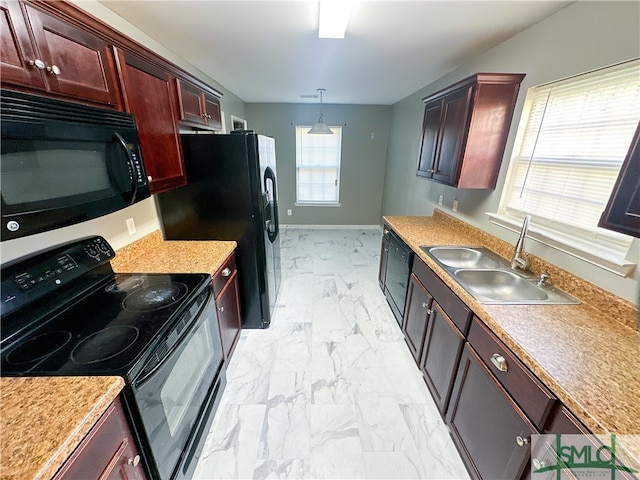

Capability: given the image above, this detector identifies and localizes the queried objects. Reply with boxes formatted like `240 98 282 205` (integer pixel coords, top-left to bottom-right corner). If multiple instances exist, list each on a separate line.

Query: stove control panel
1 236 115 318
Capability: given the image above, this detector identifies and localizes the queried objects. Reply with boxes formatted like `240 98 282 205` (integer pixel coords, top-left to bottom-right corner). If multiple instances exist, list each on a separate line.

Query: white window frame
295 125 342 206
490 59 640 277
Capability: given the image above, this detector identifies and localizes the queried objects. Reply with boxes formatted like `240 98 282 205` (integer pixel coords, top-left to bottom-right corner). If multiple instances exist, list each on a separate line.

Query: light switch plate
452 199 459 212
126 218 136 235
438 194 444 206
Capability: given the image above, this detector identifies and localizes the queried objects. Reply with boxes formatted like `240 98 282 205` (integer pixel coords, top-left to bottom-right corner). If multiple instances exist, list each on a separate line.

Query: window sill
486 213 636 277
294 202 341 207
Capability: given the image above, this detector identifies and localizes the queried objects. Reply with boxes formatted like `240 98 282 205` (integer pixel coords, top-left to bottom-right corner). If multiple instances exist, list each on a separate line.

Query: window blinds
295 126 342 204
503 59 640 236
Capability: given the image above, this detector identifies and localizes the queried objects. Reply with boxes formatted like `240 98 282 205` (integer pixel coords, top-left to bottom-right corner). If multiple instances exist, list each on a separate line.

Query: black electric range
1 236 226 480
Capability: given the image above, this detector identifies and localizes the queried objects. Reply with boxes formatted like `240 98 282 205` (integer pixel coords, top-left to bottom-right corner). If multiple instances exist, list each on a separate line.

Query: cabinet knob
28 59 46 69
422 302 428 308
515 435 529 447
218 306 224 313
490 353 508 372
221 267 232 277
383 229 389 235
46 64 61 75
128 455 140 467
147 175 153 182
532 458 547 469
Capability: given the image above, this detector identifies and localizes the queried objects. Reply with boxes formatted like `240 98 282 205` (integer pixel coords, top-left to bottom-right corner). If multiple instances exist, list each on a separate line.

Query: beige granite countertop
384 210 639 445
0 376 125 480
110 230 237 275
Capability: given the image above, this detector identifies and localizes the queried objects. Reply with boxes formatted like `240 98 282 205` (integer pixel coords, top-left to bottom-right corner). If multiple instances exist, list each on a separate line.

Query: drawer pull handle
491 353 508 372
221 267 232 277
128 455 140 467
516 435 529 447
532 458 547 469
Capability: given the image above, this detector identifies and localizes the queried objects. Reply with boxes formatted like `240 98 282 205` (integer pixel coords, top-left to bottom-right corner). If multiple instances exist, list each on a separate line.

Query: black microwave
0 90 150 241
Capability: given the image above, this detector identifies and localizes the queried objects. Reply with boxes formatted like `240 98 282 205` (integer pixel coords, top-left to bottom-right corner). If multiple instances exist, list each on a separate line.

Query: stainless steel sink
420 246 579 305
454 269 548 302
427 247 500 269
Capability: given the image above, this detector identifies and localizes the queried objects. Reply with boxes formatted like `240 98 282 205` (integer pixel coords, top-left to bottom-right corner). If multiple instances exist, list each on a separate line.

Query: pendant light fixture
308 88 333 135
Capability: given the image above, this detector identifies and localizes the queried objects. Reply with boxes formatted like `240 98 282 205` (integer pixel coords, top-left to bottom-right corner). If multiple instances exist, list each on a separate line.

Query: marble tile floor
193 228 470 480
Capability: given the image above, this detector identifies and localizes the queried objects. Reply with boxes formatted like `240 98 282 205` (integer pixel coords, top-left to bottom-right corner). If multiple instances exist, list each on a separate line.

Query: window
493 59 640 275
295 126 342 205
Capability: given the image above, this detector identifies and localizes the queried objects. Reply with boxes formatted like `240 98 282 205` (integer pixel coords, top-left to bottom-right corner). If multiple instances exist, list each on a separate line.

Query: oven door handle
114 132 139 205
134 289 215 388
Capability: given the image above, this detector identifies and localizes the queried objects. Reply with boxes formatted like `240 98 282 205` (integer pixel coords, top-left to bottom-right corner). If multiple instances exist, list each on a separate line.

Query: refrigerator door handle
264 167 279 242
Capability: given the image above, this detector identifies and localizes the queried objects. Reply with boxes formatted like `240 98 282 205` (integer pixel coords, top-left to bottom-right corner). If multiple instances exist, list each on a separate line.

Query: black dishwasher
383 230 414 326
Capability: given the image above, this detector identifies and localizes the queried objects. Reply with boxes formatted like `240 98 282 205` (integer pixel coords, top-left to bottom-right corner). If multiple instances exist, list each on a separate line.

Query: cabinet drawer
212 253 237 298
468 317 555 428
412 257 472 334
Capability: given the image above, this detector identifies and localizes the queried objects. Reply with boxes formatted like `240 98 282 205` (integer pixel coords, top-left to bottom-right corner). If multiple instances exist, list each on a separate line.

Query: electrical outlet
287 209 292 216
126 218 136 235
370 132 375 139
452 199 459 212
438 194 444 206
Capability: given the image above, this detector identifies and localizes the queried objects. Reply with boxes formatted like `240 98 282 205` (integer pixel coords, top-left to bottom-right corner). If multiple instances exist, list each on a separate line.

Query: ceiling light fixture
318 0 354 39
308 88 333 135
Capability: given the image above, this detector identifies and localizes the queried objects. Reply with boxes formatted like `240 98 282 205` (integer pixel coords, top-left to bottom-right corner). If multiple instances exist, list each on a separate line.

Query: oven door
131 289 225 480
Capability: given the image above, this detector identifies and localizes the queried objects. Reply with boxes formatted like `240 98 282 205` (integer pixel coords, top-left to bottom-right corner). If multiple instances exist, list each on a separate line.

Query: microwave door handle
114 132 139 204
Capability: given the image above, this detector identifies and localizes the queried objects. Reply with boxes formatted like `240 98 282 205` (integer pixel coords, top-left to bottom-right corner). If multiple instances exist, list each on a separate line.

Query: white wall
381 1 640 304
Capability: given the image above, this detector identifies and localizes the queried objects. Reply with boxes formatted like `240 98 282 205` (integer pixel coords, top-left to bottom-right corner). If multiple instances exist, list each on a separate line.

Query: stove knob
128 455 140 467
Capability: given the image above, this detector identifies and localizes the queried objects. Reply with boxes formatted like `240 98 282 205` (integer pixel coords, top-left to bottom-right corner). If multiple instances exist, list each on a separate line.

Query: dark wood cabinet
213 252 242 361
417 73 525 189
177 78 222 130
420 301 465 414
1 0 121 107
406 256 471 415
115 48 186 194
53 397 146 480
599 122 640 237
402 273 432 362
447 344 537 480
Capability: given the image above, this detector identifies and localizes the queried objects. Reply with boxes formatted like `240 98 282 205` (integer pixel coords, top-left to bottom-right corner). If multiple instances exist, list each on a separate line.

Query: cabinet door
0 0 46 89
177 78 205 125
599 122 640 237
417 98 442 178
216 271 242 361
402 273 432 363
447 344 536 480
24 4 120 106
203 92 222 130
420 301 465 414
54 397 146 480
432 86 473 185
116 48 186 193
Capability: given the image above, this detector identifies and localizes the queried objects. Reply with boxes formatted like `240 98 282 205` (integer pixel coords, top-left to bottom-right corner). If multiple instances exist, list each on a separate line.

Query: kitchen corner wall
381 1 640 305
246 103 392 226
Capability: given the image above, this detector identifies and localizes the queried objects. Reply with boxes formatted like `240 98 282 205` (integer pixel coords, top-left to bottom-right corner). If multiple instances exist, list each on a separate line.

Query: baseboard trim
280 224 382 231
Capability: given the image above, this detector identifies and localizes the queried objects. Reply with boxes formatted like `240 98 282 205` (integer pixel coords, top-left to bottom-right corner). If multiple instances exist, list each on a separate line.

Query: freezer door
258 135 281 314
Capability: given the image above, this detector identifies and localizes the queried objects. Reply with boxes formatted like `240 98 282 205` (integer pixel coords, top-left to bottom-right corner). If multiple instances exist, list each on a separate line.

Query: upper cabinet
598 122 640 238
115 48 186 194
417 73 525 189
176 79 222 131
0 0 121 107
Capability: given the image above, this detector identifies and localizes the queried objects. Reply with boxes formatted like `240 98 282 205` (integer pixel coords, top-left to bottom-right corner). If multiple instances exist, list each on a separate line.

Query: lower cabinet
54 396 146 480
446 344 537 480
212 252 242 361
402 273 432 362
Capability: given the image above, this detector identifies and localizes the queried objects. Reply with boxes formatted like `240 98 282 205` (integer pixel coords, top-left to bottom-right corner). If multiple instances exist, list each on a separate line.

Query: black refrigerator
155 131 281 329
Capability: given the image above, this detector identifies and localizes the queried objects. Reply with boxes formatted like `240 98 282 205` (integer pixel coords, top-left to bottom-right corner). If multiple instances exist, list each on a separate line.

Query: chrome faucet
511 215 531 271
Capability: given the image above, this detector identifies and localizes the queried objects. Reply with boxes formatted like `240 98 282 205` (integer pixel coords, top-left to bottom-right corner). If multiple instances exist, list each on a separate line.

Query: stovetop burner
71 325 139 365
105 275 146 294
6 331 72 365
123 282 188 312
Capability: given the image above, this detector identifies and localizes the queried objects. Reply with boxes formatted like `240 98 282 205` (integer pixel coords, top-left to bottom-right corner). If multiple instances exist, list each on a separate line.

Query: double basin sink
421 246 579 305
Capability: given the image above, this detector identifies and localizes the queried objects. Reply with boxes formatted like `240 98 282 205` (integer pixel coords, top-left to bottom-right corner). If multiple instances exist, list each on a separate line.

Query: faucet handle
537 273 549 286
